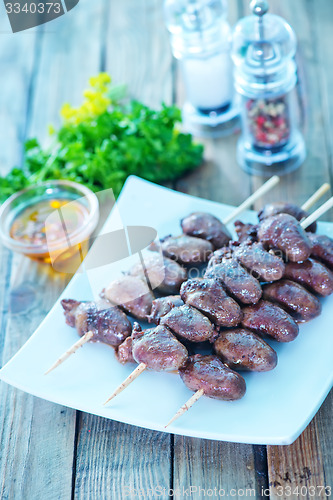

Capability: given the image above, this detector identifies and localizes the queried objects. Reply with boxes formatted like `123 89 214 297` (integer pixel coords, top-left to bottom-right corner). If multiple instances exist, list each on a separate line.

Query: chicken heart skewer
165 354 246 428
102 187 333 406
164 195 333 427
104 276 278 406
45 299 132 374
206 184 332 285
45 272 156 374
255 196 333 265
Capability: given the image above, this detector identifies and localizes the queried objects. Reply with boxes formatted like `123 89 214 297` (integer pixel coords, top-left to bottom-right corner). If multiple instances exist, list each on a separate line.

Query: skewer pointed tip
44 330 94 375
44 364 57 376
165 388 205 428
103 362 147 406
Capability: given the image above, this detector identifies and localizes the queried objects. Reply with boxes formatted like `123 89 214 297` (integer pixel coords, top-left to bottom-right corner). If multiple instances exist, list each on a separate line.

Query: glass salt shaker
164 0 239 137
232 0 306 175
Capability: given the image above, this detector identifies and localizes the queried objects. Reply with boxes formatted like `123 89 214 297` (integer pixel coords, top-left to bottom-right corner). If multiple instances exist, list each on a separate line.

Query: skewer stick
301 183 330 211
301 196 333 230
165 388 205 428
223 175 280 225
103 362 147 405
44 330 94 375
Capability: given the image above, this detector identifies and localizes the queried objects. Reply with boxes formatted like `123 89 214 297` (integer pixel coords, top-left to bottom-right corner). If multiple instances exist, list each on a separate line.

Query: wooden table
0 1 332 498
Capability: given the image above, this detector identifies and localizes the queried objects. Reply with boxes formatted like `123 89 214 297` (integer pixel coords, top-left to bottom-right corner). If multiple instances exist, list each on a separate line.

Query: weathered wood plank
267 419 330 500
0 9 77 500
0 8 39 174
74 417 171 500
311 0 333 491
0 1 110 498
311 0 333 190
0 247 12 356
0 255 75 500
28 0 108 143
174 437 264 499
314 390 333 493
105 0 173 108
74 2 173 499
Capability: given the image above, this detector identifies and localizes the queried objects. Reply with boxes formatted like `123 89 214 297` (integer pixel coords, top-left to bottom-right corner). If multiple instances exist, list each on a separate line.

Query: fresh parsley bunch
0 74 204 202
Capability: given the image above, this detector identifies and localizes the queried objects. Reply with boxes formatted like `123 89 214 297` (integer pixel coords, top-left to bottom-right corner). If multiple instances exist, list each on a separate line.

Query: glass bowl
0 180 99 266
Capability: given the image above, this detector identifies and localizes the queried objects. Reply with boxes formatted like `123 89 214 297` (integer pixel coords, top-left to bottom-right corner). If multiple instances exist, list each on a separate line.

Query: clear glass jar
164 0 239 137
232 1 306 175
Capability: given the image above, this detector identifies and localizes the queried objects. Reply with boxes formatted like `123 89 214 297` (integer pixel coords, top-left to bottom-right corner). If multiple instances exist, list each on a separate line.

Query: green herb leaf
0 75 204 203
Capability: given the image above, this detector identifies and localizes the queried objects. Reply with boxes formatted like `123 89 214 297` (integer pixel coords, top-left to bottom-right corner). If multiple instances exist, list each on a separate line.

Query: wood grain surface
0 0 332 499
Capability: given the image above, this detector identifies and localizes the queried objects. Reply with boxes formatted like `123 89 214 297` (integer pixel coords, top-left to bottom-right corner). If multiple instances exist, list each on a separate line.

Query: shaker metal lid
232 2 296 76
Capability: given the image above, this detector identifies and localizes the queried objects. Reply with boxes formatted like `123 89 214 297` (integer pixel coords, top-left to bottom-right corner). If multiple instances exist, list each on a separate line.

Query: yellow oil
10 198 90 270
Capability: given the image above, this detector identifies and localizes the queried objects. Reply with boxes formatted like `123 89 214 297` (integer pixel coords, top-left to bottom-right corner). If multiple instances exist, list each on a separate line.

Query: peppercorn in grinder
232 0 306 175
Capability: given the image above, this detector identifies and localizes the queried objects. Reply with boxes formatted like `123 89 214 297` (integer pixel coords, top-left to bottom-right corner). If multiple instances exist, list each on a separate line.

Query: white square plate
1 176 332 445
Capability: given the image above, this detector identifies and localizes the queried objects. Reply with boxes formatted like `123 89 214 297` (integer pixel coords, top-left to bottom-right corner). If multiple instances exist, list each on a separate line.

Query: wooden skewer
222 175 280 225
103 362 147 405
44 330 94 375
301 183 330 211
301 196 333 230
164 388 204 428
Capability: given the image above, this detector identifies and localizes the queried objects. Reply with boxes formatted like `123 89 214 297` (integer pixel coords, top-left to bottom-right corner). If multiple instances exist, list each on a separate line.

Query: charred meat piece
160 304 216 343
159 235 213 264
262 279 321 322
179 354 246 401
234 221 258 244
284 258 333 296
180 278 242 327
309 233 333 270
116 337 135 364
147 295 184 325
208 247 233 267
131 323 188 371
257 214 312 263
258 202 317 232
128 251 187 294
214 328 277 372
181 212 232 249
61 299 81 328
205 259 262 304
231 241 285 282
241 300 299 342
61 299 132 347
104 275 154 321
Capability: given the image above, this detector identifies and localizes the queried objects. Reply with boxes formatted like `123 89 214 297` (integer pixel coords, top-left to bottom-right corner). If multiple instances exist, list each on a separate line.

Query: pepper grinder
164 0 239 137
232 0 306 175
